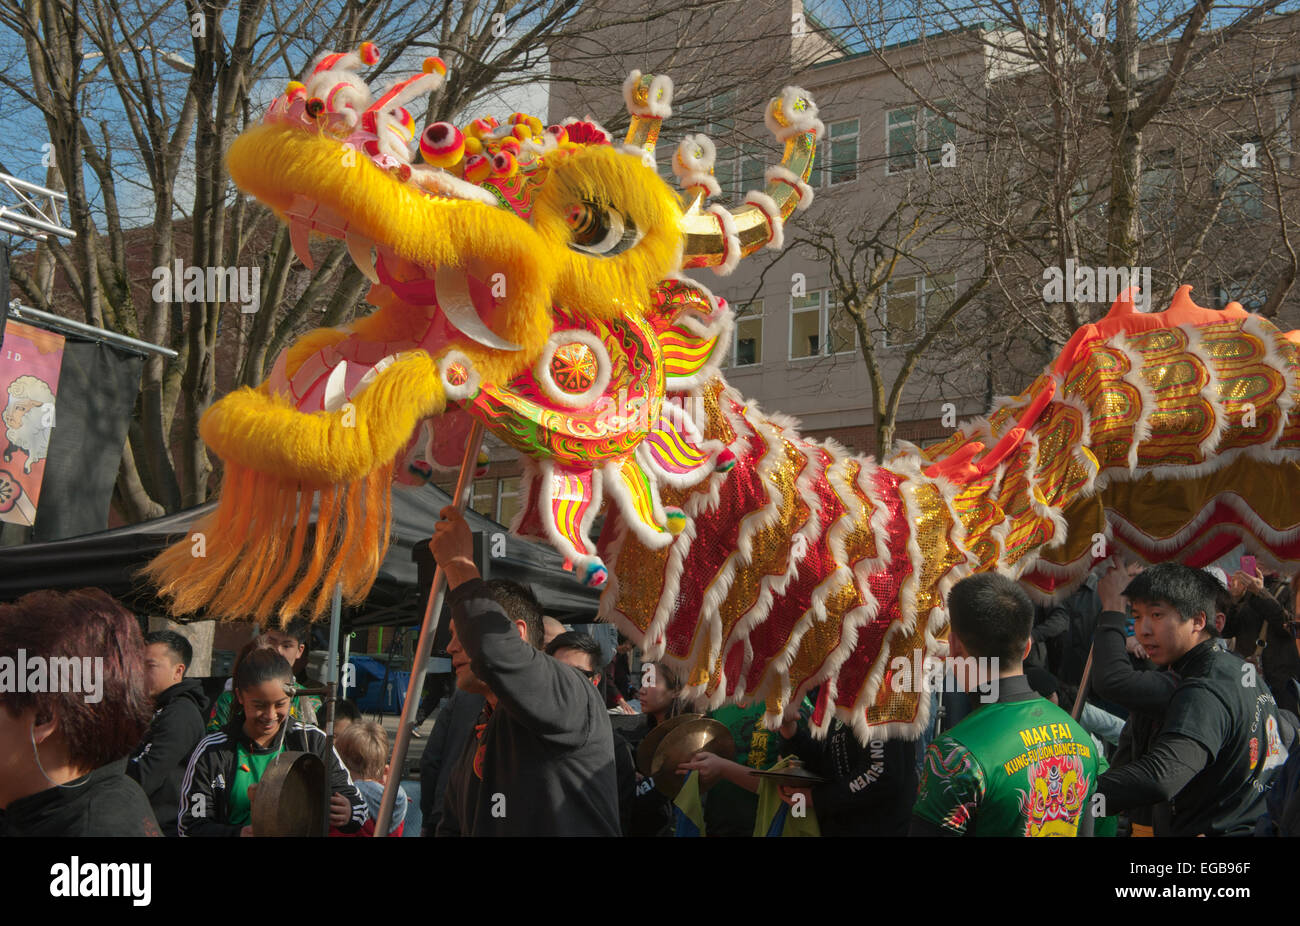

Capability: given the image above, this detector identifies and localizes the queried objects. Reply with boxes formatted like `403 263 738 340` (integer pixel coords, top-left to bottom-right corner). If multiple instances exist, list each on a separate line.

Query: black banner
0 244 9 346
31 338 143 541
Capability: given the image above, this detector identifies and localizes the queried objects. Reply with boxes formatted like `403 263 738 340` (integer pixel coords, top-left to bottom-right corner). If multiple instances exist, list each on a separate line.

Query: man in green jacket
912 572 1104 836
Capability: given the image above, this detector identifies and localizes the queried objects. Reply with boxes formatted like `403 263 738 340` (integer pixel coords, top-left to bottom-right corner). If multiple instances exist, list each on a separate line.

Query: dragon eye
565 201 641 256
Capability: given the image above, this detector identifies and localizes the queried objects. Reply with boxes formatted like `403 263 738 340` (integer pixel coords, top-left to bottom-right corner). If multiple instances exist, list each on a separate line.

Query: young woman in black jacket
178 648 365 836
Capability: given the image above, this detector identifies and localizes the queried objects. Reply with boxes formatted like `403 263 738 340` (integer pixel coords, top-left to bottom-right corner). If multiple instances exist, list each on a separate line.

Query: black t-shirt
1159 641 1289 836
783 720 918 836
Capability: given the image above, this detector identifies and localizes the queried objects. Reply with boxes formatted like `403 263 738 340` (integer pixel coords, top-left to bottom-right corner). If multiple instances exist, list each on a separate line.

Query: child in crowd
335 721 408 837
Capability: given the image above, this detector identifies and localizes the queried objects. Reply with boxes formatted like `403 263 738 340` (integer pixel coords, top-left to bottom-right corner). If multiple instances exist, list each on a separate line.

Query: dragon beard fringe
144 460 395 625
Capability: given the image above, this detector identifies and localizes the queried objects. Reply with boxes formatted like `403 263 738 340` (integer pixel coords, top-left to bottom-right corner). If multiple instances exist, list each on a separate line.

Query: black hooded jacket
0 760 161 837
127 678 210 836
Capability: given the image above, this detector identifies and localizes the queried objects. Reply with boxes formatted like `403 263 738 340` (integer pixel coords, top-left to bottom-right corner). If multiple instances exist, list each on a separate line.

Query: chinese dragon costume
146 46 1300 743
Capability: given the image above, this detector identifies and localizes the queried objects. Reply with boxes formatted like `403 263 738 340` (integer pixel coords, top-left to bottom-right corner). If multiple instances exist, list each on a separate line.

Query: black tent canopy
0 483 601 626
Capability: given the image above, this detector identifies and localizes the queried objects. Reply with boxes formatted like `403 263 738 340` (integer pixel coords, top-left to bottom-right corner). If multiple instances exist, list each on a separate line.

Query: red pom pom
561 121 610 146
490 150 518 177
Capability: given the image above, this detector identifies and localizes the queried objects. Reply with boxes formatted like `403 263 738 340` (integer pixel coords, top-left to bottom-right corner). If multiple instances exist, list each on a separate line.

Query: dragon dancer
912 574 1105 836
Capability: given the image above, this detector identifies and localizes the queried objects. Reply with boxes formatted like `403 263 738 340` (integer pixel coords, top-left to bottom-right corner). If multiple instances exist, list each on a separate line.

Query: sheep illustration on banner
0 320 65 527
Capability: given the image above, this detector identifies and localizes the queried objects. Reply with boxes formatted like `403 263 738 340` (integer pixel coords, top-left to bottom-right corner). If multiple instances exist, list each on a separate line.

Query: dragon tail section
921 285 1300 599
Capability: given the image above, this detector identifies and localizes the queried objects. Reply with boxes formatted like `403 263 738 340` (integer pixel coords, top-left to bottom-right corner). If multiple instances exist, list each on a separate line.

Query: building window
788 289 857 359
884 277 918 346
472 479 494 517
814 119 859 187
674 91 742 199
733 300 763 367
739 152 766 198
790 292 822 358
1216 280 1267 311
1139 149 1177 230
924 272 955 321
826 292 857 355
884 273 954 347
496 476 522 527
1213 139 1264 223
714 151 736 201
886 105 954 174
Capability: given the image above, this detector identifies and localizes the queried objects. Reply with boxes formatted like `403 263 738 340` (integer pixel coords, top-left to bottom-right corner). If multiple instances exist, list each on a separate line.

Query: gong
250 751 327 837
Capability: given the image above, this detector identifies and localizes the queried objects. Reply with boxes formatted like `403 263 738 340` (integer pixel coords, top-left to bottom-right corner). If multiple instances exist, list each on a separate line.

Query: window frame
495 475 522 526
787 289 859 360
885 106 919 175
789 290 824 360
816 118 860 188
1212 137 1265 224
732 300 764 368
883 276 920 347
885 105 955 176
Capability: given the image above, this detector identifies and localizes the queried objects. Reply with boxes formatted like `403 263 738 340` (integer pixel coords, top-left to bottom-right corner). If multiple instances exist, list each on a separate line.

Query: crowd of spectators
2 531 1298 837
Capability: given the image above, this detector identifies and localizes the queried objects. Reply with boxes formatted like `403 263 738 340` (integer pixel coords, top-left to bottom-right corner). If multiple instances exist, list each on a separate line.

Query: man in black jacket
418 687 485 835
432 506 619 836
1097 563 1291 836
128 630 209 836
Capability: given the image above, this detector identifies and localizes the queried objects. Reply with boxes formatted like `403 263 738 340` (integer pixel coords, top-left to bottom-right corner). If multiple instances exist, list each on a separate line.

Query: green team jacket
912 675 1109 836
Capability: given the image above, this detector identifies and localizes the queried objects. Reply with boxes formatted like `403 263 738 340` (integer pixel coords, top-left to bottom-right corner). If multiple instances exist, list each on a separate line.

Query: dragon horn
623 71 674 158
680 87 823 276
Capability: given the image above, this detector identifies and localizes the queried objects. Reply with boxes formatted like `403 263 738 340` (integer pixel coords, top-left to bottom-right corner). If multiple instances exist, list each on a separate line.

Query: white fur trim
765 87 824 142
437 350 479 401
409 165 500 205
679 174 721 199
1108 490 1300 554
623 71 673 119
533 329 612 409
729 436 830 704
618 143 657 170
535 460 605 569
764 165 814 211
743 190 784 251
674 134 716 174
1245 315 1294 450
601 459 673 549
707 204 741 276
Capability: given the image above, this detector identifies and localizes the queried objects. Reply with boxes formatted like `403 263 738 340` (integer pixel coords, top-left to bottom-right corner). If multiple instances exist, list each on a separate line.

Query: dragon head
149 45 822 621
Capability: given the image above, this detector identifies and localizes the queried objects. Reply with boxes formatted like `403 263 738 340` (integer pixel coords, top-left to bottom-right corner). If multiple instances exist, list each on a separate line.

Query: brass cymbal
749 762 827 787
650 717 736 798
635 713 704 777
250 751 327 837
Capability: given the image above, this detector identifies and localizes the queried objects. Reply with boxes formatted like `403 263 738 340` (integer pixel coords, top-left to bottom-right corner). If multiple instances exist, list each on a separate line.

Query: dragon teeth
322 360 348 412
289 219 315 270
434 266 521 352
346 231 379 283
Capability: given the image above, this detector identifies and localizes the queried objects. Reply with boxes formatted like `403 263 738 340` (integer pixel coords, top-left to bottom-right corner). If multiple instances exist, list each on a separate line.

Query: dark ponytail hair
233 649 296 701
